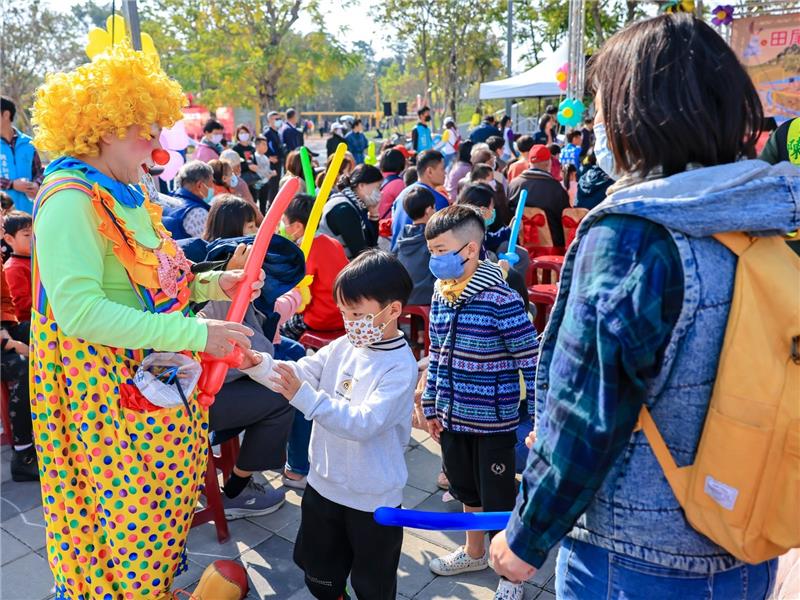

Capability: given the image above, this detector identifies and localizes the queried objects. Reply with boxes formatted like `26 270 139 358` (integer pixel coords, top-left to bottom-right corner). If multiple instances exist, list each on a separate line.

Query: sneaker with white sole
281 471 308 490
429 546 489 576
494 578 524 600
222 480 285 519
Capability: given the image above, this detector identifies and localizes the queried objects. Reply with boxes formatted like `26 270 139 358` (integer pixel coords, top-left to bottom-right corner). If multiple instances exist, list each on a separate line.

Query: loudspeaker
397 102 407 117
383 102 392 117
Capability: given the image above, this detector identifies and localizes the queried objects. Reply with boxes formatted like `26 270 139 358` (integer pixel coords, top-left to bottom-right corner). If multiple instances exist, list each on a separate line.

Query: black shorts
440 430 517 511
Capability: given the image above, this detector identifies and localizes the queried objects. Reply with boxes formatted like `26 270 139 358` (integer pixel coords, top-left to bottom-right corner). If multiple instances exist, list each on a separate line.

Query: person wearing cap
263 111 285 208
507 144 570 247
441 116 461 169
327 121 346 157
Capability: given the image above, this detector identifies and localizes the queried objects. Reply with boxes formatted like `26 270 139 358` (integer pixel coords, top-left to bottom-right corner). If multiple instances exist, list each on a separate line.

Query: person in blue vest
0 97 43 215
345 118 369 164
161 160 215 240
390 150 449 250
412 106 434 153
489 14 788 600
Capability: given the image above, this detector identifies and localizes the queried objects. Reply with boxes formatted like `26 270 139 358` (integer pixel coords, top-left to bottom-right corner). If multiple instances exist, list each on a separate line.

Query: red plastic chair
528 284 558 334
1 381 11 446
191 436 240 544
528 255 564 286
299 329 345 351
399 305 430 359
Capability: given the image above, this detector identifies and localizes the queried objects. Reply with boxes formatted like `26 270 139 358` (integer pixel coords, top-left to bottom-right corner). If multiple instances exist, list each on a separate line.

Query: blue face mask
429 243 469 280
593 123 620 180
230 174 239 188
204 184 214 203
484 209 496 227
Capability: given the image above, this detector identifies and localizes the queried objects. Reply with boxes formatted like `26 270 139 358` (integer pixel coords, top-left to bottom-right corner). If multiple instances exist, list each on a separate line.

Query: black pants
264 173 280 213
0 321 32 446
208 377 294 472
294 485 403 600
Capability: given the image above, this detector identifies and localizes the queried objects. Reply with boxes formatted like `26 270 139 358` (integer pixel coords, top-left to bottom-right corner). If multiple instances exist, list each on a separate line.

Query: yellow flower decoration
32 44 185 157
86 14 159 64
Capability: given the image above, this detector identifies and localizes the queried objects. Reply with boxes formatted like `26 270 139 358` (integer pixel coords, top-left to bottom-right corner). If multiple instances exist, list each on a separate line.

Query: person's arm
496 292 539 412
504 215 683 568
290 361 416 442
411 127 419 152
326 203 367 257
421 303 442 419
35 188 210 351
244 340 333 391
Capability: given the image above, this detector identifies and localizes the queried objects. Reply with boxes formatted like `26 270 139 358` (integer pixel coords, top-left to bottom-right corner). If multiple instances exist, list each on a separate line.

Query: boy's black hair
403 167 418 186
333 249 412 307
425 204 485 242
548 143 561 156
566 130 582 143
352 118 362 127
418 105 431 117
1 97 16 121
3 211 32 236
516 135 534 154
469 163 493 182
379 148 405 174
416 149 444 175
457 183 494 209
203 118 224 133
0 191 13 210
254 135 268 145
403 186 436 221
486 136 505 152
285 193 314 226
457 140 474 163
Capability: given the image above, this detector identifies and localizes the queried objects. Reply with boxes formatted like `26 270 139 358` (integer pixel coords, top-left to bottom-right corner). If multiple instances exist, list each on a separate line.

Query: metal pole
567 0 586 102
122 0 142 50
505 0 513 117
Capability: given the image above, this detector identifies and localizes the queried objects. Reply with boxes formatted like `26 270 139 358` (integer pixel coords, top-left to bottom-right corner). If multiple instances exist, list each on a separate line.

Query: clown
30 36 255 600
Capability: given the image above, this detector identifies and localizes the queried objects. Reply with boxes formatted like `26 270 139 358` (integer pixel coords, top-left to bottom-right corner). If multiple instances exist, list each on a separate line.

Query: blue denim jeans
274 337 312 476
555 537 776 600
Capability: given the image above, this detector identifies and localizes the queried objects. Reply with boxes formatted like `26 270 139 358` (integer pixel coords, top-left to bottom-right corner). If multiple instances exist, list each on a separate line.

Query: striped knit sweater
422 261 539 434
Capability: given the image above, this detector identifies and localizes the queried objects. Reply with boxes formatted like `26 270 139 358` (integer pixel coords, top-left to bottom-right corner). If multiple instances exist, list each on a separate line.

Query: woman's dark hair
403 167 418 186
469 163 494 182
0 191 14 210
403 186 436 221
235 123 251 137
548 143 561 157
486 136 505 153
457 183 494 209
538 115 552 132
338 164 382 190
457 140 474 163
500 115 511 128
333 248 412 307
285 193 314 226
379 148 406 174
208 159 231 186
285 150 303 177
588 13 762 176
203 118 224 133
203 194 257 241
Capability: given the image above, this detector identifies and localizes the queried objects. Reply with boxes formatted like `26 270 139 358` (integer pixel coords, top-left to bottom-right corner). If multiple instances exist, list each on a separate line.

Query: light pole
505 0 513 118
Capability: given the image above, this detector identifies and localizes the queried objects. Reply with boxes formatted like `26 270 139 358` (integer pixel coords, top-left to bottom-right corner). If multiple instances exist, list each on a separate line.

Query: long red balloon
196 177 301 407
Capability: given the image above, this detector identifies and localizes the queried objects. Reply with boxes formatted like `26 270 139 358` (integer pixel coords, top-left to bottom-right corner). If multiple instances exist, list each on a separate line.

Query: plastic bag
133 352 202 410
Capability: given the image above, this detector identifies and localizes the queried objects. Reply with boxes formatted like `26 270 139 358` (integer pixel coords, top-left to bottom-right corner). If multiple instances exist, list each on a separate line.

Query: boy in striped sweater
422 205 538 600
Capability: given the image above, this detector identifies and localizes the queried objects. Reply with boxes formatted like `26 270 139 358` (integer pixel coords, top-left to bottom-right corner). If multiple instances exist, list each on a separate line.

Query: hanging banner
730 13 800 121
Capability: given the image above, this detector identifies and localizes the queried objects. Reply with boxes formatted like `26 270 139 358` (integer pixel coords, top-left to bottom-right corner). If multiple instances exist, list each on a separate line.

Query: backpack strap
635 405 690 498
712 232 754 256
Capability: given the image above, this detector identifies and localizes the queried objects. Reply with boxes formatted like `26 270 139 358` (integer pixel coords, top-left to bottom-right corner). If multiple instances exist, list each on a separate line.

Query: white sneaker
494 578 524 600
429 546 489 576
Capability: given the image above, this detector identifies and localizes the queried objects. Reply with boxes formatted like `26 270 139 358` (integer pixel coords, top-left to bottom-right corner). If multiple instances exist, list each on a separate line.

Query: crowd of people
0 10 798 600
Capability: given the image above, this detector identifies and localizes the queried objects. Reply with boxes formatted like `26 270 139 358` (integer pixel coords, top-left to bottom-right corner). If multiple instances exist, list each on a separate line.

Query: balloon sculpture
555 63 569 92
499 190 528 266
364 141 377 166
196 177 301 408
557 98 585 128
374 507 510 531
300 146 317 196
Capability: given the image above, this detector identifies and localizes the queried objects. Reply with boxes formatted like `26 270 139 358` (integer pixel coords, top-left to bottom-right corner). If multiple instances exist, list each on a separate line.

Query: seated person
394 186 436 306
161 160 214 240
280 193 349 338
2 211 32 322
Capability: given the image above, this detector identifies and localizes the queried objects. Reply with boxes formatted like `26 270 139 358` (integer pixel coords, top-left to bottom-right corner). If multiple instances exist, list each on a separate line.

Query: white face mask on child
343 305 391 348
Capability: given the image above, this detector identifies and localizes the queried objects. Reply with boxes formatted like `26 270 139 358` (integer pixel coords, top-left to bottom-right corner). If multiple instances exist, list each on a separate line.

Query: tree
0 0 87 130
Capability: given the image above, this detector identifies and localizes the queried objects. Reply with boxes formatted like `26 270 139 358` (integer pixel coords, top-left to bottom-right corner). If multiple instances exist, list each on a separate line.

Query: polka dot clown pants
30 311 209 600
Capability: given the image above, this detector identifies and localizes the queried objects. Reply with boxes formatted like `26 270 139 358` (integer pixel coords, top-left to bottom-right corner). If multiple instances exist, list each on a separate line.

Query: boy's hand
220 266 265 302
238 348 263 371
269 363 302 400
489 531 537 583
226 244 251 271
525 430 536 450
427 417 444 443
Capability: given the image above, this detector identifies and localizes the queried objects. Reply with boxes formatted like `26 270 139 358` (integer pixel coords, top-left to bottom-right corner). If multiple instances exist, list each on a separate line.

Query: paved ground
1 427 556 599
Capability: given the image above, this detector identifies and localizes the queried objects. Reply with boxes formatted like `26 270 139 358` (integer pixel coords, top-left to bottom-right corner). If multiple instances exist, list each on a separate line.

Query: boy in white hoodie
240 249 418 600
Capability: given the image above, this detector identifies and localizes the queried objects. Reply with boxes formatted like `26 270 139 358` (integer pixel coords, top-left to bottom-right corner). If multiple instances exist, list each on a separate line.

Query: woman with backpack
489 14 798 600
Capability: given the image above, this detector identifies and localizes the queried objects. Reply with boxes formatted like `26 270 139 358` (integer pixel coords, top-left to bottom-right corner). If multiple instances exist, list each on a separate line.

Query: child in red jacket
2 211 32 322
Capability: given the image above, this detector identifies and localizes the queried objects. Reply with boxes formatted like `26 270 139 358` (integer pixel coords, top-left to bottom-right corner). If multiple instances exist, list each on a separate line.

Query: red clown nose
151 149 170 165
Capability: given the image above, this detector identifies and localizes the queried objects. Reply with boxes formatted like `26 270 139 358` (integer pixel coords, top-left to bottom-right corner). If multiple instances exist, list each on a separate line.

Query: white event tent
479 43 569 100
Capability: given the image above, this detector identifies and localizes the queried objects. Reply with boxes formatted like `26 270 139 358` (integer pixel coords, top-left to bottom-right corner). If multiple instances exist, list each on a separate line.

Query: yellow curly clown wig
32 45 185 157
